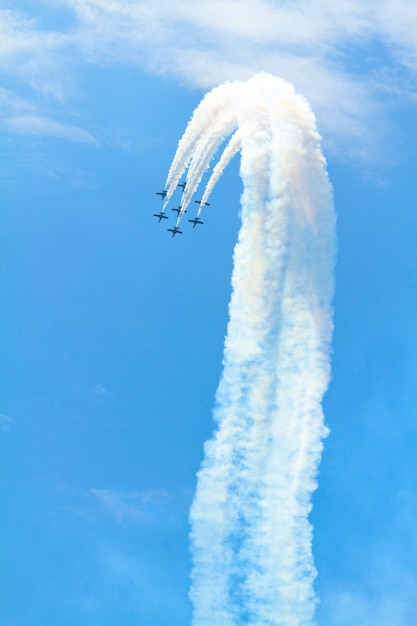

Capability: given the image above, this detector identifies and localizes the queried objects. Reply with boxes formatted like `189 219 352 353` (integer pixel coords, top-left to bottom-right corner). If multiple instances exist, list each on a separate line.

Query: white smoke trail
175 108 238 220
163 82 241 212
197 130 242 214
164 73 335 626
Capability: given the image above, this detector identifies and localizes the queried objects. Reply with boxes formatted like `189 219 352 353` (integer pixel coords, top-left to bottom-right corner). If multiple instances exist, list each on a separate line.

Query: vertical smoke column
165 74 336 626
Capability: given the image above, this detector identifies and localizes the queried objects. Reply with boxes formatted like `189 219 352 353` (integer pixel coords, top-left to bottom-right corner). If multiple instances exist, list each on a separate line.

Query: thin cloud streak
0 413 13 432
4 114 99 144
90 488 182 526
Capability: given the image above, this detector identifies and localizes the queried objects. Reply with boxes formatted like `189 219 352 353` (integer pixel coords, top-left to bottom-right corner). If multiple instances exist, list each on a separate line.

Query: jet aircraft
153 211 169 222
188 216 204 228
156 190 168 199
194 200 210 207
177 181 187 192
168 226 183 238
171 205 186 215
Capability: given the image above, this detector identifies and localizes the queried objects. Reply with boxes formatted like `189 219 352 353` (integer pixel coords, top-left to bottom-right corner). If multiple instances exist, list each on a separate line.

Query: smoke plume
164 73 336 626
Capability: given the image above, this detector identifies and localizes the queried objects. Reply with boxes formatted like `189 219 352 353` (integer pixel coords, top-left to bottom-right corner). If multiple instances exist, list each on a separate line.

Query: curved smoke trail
164 73 336 625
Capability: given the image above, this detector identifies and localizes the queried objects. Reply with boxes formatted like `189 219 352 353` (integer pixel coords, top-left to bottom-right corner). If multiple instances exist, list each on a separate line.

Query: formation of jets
153 182 209 237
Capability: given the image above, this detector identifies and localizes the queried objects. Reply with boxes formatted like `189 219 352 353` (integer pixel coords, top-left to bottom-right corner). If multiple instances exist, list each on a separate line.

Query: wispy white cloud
4 113 99 144
322 581 417 626
0 413 13 431
91 488 147 523
378 0 417 72
90 488 180 525
1 1 417 154
321 544 417 626
0 87 36 114
0 8 74 100
92 384 110 397
319 486 417 625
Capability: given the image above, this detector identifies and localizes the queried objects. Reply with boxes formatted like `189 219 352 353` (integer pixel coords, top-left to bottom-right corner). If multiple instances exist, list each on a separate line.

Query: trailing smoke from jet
163 73 336 626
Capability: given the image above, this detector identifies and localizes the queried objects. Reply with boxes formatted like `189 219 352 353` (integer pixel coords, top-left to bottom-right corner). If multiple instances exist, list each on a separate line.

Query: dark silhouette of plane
171 205 186 215
177 181 187 192
156 190 167 199
153 211 168 222
168 226 183 238
194 200 210 207
188 216 204 228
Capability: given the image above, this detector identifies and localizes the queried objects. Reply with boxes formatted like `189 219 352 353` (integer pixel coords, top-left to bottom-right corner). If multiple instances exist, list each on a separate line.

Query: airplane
153 211 169 222
167 226 183 238
177 181 187 192
188 216 204 228
156 190 167 199
171 205 186 215
194 200 210 207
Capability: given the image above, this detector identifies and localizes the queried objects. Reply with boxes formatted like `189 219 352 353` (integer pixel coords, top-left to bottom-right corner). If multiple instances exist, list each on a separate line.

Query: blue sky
1 1 417 624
